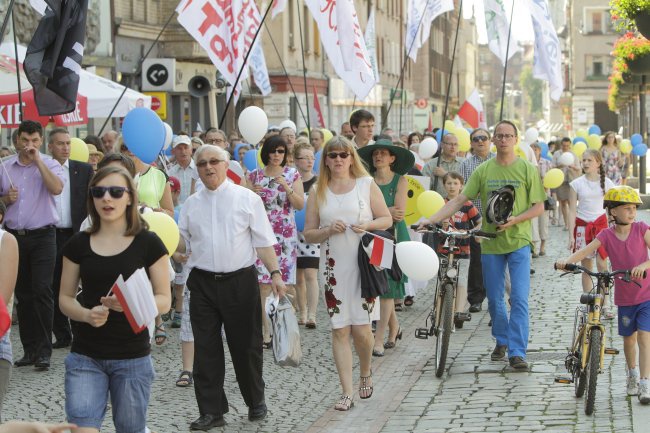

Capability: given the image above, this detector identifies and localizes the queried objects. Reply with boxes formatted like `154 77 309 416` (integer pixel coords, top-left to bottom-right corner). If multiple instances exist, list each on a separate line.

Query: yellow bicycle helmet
603 186 643 209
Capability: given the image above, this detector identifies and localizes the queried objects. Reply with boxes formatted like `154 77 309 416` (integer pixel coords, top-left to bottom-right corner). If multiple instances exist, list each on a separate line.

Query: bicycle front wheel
584 328 602 415
434 282 454 378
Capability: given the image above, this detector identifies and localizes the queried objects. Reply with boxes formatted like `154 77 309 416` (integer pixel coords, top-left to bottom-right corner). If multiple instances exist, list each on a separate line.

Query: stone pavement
4 212 650 432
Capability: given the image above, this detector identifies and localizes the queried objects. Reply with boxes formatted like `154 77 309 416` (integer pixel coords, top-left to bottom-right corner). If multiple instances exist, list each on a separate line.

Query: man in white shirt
178 145 286 431
168 135 198 205
350 109 375 148
48 128 93 349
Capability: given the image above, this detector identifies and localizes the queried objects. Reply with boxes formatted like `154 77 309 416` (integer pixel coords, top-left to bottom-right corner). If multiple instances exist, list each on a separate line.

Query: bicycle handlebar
410 224 497 239
554 263 646 284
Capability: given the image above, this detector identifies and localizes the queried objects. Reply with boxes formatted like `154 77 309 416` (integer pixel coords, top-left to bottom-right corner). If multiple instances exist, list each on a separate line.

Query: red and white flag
366 235 394 270
457 89 487 129
227 160 245 185
0 296 10 339
271 0 287 19
312 87 325 128
111 270 158 334
305 0 376 100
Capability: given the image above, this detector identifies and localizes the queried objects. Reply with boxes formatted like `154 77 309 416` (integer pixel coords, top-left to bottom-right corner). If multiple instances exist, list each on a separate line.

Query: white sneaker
639 381 650 404
628 374 640 396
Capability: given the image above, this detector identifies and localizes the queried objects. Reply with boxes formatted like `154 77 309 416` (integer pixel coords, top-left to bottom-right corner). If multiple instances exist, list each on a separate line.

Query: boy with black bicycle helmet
557 185 650 404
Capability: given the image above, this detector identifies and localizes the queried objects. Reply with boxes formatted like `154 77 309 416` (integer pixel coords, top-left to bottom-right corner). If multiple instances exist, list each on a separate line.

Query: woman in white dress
304 137 392 411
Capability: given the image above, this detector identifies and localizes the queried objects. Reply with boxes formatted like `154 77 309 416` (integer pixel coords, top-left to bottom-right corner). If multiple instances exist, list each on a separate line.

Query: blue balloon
435 128 451 143
542 154 552 161
633 143 648 156
588 124 601 135
294 206 306 232
164 145 173 157
122 108 165 164
572 137 586 145
233 143 250 161
242 149 259 171
632 133 643 146
538 141 549 155
313 150 322 175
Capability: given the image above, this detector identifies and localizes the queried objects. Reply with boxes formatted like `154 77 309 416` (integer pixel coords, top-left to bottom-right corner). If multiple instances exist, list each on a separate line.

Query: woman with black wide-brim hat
357 139 415 356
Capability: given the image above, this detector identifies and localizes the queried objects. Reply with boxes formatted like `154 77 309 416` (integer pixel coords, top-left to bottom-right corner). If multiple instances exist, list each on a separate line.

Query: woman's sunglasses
326 151 350 159
90 186 130 199
269 148 286 154
471 135 489 143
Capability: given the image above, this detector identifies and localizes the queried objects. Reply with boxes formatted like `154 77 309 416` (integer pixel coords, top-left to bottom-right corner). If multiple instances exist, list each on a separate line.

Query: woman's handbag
267 295 302 367
544 195 557 211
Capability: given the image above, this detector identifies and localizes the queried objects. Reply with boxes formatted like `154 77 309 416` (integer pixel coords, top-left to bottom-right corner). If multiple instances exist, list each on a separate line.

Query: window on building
584 8 614 34
585 55 610 79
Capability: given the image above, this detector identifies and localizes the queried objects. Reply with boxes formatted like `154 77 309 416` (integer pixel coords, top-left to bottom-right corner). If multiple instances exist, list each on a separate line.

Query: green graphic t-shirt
462 157 546 254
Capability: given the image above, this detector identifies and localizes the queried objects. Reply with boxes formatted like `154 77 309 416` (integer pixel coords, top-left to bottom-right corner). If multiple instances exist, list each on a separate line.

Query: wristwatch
270 270 282 278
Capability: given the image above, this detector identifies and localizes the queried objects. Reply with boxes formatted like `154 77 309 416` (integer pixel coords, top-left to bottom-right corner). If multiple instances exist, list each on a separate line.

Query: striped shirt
459 152 495 215
436 199 481 258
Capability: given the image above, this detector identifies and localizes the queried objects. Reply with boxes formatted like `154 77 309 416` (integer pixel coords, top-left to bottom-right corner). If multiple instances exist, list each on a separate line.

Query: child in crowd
556 186 650 404
437 172 481 326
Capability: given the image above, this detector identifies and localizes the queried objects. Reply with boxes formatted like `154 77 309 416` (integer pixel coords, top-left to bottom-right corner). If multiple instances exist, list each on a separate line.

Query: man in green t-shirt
421 120 546 370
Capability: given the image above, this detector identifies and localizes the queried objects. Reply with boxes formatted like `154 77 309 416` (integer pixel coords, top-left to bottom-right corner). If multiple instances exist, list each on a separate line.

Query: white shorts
174 263 191 286
180 286 194 342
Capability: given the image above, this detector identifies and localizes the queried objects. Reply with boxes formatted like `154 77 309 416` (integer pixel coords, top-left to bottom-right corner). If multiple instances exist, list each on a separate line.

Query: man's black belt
6 225 55 236
56 227 74 233
193 265 255 281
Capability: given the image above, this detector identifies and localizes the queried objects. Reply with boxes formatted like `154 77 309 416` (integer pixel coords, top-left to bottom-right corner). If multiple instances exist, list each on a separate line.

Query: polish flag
457 89 487 129
111 270 158 334
312 87 325 128
368 235 394 270
227 160 245 185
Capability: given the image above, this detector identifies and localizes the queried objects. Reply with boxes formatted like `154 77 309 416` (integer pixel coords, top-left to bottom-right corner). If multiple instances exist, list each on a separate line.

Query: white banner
527 0 563 101
405 0 454 62
364 7 380 82
250 33 272 96
484 0 520 66
305 0 376 100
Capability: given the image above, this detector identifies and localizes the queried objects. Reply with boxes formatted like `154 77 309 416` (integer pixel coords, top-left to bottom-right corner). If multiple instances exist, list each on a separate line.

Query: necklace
331 190 348 207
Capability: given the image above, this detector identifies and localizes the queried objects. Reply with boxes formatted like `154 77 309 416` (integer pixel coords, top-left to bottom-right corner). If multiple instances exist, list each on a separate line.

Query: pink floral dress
318 177 379 329
248 167 300 285
602 147 623 185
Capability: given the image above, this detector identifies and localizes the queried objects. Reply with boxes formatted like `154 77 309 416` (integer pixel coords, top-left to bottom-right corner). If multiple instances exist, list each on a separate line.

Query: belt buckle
16 229 26 236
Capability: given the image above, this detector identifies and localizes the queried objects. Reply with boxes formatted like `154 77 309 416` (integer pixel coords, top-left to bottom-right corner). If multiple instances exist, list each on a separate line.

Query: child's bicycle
554 263 644 415
412 224 496 377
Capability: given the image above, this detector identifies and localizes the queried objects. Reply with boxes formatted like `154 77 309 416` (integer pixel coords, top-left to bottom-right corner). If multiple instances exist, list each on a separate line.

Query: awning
0 43 151 128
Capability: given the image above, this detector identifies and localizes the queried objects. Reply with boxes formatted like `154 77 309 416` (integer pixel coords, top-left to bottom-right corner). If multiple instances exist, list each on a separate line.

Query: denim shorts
65 352 155 433
618 300 650 337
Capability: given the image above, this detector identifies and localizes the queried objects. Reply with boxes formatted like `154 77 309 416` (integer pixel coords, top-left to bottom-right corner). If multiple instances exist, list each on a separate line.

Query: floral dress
248 167 300 285
602 147 622 185
318 177 380 329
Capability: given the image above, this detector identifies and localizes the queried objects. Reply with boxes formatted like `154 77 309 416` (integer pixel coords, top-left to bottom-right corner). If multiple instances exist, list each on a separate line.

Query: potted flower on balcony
610 0 650 38
612 32 650 74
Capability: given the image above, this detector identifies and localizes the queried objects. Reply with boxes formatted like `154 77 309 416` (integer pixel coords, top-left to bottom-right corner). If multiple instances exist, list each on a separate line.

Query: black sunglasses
270 148 286 154
90 186 130 199
471 135 489 143
327 151 350 159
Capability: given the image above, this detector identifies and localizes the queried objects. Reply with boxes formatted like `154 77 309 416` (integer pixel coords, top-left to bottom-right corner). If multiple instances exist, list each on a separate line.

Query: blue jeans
482 245 531 358
65 352 155 433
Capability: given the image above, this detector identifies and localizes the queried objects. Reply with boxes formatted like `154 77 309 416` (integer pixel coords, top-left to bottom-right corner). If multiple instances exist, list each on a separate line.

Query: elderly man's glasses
196 158 224 168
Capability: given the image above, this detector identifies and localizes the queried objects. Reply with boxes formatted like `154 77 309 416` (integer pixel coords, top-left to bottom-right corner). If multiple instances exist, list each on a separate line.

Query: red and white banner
111 270 158 335
368 235 394 270
312 87 325 128
457 89 487 129
271 0 287 19
305 0 376 100
176 0 269 103
227 160 245 185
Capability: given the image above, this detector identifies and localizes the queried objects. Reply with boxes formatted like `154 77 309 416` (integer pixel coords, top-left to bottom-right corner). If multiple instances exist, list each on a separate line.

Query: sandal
404 296 414 306
334 395 354 411
176 370 193 387
305 320 316 329
155 324 167 346
602 307 615 320
359 371 373 399
394 303 403 312
262 340 272 349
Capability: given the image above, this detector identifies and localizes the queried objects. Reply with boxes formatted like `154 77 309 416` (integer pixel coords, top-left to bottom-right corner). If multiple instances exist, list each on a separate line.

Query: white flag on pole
527 0 564 101
271 0 287 19
484 0 520 66
364 7 380 83
405 0 454 62
305 0 376 100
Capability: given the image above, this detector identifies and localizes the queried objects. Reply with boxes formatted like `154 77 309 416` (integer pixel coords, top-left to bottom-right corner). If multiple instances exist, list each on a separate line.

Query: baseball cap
172 135 192 148
168 176 181 192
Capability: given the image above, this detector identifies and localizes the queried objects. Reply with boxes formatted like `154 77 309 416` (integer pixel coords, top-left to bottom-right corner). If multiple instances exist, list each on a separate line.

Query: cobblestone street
5 213 650 432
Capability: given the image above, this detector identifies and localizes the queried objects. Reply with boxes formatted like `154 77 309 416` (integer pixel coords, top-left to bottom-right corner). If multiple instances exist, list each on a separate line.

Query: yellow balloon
573 142 587 157
620 139 633 154
417 190 446 218
142 212 180 254
515 145 526 158
587 134 602 150
69 137 89 162
322 128 333 144
404 176 426 225
490 144 497 153
544 168 565 189
256 143 265 168
576 129 588 139
444 120 455 132
455 128 471 152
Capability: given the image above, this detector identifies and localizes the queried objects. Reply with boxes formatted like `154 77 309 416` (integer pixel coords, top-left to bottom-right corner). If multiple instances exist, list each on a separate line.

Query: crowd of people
0 108 649 431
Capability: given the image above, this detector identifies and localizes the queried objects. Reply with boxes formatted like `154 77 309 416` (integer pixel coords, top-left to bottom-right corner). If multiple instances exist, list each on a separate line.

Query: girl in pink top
556 185 650 405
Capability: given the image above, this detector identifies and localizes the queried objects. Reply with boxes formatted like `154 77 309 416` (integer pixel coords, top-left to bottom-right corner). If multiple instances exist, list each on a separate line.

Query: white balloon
279 119 297 133
410 150 424 167
238 106 269 145
558 152 574 166
524 127 539 144
162 123 173 150
418 137 438 159
396 241 440 281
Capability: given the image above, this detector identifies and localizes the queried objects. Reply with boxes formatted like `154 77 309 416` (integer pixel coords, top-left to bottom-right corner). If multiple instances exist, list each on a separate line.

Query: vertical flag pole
432 0 462 193
0 0 17 46
12 9 23 122
382 0 432 128
263 21 309 127
219 2 275 130
295 0 311 136
498 0 516 121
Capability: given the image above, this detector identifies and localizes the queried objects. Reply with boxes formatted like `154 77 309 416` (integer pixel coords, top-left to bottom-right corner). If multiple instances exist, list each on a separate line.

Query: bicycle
412 224 496 377
554 263 644 415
